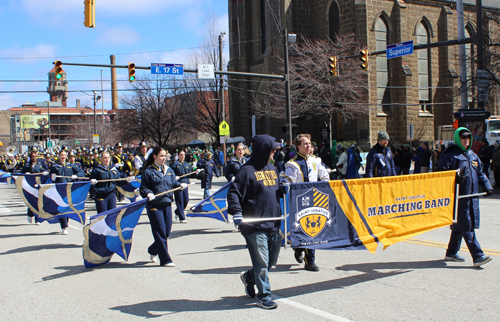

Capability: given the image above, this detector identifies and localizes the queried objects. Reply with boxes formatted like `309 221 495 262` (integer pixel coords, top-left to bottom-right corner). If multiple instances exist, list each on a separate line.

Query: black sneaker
474 255 492 267
444 254 465 262
294 249 304 263
240 271 255 298
305 262 320 271
257 299 278 309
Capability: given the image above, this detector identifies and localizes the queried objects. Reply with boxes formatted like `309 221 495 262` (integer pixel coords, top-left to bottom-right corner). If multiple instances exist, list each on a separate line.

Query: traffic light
84 0 95 28
128 63 136 83
54 60 63 80
360 49 369 70
328 56 338 76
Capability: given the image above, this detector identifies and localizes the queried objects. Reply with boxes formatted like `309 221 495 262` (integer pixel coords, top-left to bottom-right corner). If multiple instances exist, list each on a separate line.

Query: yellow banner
20 115 50 129
331 171 456 253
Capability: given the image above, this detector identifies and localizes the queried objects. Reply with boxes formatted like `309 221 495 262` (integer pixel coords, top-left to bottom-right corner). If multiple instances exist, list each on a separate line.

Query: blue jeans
243 231 281 301
203 188 210 199
446 230 484 261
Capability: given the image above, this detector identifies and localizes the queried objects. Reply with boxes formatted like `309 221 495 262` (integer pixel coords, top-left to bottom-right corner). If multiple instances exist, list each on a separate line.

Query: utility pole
476 0 486 109
456 0 468 109
283 29 294 145
219 31 226 162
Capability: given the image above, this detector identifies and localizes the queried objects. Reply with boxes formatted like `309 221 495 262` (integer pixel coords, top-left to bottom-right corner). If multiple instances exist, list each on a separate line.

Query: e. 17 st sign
386 40 413 59
151 63 184 75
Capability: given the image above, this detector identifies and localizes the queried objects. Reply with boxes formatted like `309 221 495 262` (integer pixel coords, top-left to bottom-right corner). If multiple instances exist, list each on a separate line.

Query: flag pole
178 171 196 178
241 216 285 223
283 193 288 249
154 183 194 198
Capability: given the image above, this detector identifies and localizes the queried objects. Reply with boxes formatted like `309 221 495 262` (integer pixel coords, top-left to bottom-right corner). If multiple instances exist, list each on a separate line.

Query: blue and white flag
0 172 12 184
187 182 231 223
116 176 141 202
83 199 147 268
14 175 90 224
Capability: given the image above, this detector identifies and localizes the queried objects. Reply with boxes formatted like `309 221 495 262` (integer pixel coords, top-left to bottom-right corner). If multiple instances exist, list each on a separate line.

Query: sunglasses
461 134 472 139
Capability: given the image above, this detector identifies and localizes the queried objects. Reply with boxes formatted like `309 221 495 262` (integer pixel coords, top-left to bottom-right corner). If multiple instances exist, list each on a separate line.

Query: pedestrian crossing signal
328 56 338 76
360 49 369 71
54 60 63 80
128 63 136 83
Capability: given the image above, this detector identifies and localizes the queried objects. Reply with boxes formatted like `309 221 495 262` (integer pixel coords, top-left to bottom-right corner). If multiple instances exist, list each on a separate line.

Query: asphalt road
1 176 499 321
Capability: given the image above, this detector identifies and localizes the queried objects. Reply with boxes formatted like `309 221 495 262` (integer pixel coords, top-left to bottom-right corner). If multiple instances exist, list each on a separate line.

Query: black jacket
227 135 282 235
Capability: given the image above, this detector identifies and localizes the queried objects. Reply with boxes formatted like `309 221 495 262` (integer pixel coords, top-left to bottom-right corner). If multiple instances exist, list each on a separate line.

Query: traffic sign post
387 41 414 59
151 63 184 75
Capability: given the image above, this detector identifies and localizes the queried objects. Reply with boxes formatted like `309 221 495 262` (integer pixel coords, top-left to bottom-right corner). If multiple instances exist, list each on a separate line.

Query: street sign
198 64 215 79
387 40 414 59
219 121 230 136
47 141 53 148
75 140 80 145
151 63 184 75
93 134 100 144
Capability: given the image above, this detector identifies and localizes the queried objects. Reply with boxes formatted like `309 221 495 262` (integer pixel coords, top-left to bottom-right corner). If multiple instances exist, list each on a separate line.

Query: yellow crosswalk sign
219 121 230 136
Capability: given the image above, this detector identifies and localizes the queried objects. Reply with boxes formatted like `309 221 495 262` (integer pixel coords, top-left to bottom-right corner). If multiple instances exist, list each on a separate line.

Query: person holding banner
365 131 396 178
89 151 133 214
197 151 220 199
227 134 283 310
438 127 493 267
50 149 81 235
170 150 193 223
140 147 188 267
283 133 330 272
23 147 48 224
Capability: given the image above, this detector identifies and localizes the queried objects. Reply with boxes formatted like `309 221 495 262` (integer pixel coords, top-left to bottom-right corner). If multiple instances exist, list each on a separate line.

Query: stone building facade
228 0 500 148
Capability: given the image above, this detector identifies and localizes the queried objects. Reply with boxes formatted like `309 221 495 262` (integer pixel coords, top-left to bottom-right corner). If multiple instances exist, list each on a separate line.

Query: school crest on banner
293 188 332 238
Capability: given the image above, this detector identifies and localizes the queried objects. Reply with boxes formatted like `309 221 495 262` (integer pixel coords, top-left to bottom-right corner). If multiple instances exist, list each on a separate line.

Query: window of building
375 17 391 116
328 1 340 38
416 21 432 115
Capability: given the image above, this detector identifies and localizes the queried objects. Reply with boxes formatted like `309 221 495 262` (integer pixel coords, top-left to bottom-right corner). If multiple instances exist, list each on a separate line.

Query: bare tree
70 114 119 148
185 11 229 145
119 76 196 147
252 34 369 124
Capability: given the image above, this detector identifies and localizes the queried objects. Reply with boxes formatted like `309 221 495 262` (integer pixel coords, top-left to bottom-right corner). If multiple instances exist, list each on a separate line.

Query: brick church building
227 0 500 148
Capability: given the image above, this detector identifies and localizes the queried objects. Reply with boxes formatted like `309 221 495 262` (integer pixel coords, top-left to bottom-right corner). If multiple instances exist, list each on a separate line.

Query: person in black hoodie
227 134 284 310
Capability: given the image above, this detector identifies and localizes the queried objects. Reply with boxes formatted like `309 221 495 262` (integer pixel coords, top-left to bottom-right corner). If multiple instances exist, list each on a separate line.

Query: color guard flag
0 172 12 184
288 171 456 253
14 175 90 224
83 199 147 268
116 176 141 202
187 182 231 223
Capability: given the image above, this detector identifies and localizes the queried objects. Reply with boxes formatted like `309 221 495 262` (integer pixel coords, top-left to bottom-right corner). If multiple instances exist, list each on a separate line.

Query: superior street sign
387 40 413 59
151 63 184 75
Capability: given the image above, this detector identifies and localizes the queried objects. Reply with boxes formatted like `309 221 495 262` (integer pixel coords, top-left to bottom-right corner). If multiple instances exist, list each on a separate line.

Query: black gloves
485 189 493 197
455 173 464 185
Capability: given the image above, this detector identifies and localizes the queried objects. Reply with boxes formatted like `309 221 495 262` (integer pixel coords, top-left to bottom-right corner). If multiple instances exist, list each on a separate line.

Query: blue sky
0 0 228 110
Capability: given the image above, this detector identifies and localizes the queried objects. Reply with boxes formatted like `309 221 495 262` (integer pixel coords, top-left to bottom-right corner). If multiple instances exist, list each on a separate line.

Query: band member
134 141 148 175
68 151 85 178
23 147 48 224
123 153 138 176
89 151 132 214
92 148 101 168
197 151 220 199
283 133 330 272
224 143 249 182
170 150 193 223
140 147 187 267
50 150 81 235
112 143 126 201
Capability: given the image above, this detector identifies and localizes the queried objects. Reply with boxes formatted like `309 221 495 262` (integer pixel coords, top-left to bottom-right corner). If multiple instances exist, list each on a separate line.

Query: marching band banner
289 171 456 253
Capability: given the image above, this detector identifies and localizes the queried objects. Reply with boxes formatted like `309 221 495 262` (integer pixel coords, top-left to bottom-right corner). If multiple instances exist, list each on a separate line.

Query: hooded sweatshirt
227 134 281 235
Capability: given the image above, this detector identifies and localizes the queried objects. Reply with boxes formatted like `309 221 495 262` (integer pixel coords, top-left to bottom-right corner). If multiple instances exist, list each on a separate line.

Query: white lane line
0 204 13 213
274 295 355 322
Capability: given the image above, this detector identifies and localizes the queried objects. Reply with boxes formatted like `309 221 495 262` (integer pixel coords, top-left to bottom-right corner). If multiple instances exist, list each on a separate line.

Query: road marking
404 238 500 256
0 204 12 213
274 295 355 321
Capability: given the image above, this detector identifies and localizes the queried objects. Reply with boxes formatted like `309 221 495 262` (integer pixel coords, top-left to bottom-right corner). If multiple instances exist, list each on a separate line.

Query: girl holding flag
140 147 187 267
89 151 133 214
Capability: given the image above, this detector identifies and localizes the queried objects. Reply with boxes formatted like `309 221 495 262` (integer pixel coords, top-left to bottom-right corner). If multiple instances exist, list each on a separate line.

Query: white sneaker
150 254 158 263
36 222 41 226
175 215 179 221
27 216 33 223
62 228 69 235
180 220 188 224
164 262 176 267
